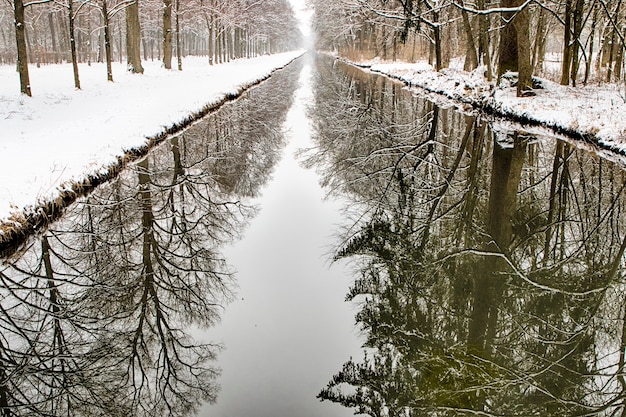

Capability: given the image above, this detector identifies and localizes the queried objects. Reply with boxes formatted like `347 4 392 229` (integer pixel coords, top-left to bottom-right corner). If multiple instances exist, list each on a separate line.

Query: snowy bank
0 51 304 253
341 57 626 157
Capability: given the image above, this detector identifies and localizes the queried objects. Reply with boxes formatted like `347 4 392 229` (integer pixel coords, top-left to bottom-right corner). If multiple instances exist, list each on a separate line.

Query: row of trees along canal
312 0 626 96
308 57 626 416
1 0 301 96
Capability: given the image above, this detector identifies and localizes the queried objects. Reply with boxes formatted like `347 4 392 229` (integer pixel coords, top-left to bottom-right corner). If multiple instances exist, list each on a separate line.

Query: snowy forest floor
0 51 304 253
341 55 626 159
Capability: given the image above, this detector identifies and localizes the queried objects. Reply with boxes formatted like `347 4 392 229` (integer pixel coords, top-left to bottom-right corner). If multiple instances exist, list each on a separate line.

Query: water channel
2 54 626 416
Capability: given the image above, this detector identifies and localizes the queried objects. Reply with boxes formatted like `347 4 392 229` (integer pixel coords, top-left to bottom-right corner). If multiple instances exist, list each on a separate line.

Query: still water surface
2 54 626 417
309 57 626 416
199 57 361 417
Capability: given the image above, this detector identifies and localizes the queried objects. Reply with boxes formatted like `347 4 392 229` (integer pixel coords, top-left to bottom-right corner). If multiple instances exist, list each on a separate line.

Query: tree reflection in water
0 61 299 417
309 58 626 416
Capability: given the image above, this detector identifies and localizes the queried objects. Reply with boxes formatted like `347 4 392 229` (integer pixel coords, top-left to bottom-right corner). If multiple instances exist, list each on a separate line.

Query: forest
0 0 301 95
5 0 626 99
311 0 626 96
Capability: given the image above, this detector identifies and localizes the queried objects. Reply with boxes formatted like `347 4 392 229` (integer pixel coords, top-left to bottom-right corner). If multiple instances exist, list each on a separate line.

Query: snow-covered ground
2 50 623 245
348 57 626 156
0 51 303 237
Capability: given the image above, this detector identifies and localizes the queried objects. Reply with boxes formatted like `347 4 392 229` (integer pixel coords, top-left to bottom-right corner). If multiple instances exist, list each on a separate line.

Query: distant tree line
1 0 301 95
311 0 626 96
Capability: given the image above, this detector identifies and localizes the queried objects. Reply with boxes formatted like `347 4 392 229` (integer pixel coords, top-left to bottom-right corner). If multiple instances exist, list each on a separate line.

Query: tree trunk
531 8 547 71
14 0 31 96
175 0 182 70
433 11 443 70
460 0 479 71
216 26 222 63
497 0 532 95
48 11 58 63
615 34 624 80
118 17 123 63
381 25 387 60
58 10 70 58
570 0 584 85
477 0 493 80
86 9 92 65
204 1 214 65
584 6 598 84
222 26 227 62
209 17 214 64
497 0 518 78
68 0 81 89
126 0 144 73
560 0 574 85
607 28 617 82
606 0 622 82
162 0 172 69
515 5 532 95
103 0 113 81
25 12 32 64
97 14 103 62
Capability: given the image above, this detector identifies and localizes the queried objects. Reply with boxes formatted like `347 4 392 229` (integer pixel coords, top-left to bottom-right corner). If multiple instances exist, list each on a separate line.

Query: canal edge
334 55 626 158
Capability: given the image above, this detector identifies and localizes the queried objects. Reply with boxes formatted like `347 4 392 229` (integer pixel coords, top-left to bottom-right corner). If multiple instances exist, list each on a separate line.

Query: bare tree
13 0 31 95
126 0 143 73
162 0 172 68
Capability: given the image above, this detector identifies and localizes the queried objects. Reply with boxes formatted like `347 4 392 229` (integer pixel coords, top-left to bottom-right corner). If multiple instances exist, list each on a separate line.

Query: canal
2 54 626 416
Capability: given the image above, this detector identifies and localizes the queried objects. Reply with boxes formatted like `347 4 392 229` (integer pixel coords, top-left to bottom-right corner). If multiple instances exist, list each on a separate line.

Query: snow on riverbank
348 58 626 156
0 51 304 241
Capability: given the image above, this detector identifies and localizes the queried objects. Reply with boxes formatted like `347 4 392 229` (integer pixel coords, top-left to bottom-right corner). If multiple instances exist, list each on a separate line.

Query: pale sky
289 0 313 38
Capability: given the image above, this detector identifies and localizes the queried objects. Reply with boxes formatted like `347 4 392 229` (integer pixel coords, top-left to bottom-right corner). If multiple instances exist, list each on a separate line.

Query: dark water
2 55 626 417
308 58 626 416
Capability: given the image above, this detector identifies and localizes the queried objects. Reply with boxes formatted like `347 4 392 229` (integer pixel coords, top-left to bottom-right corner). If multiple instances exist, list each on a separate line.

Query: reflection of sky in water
199 61 363 417
5 51 626 417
